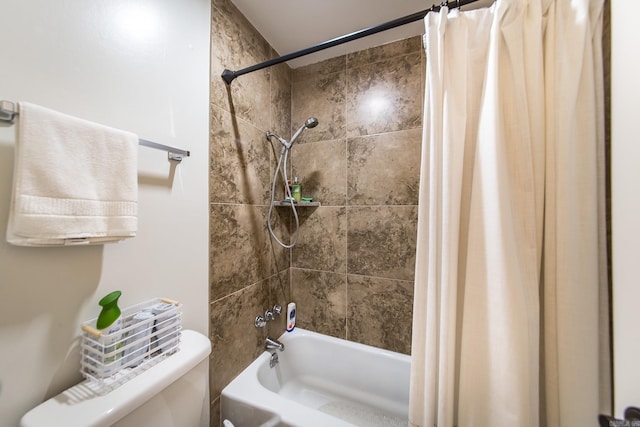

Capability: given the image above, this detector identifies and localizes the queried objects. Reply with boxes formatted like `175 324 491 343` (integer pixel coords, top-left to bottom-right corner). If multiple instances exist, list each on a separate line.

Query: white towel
7 102 138 246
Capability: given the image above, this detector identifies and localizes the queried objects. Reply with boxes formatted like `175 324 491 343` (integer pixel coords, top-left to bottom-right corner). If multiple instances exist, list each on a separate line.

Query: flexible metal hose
266 144 300 248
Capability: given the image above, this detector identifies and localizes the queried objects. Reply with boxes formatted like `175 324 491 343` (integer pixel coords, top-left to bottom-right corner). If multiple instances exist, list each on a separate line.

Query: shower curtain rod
221 0 480 85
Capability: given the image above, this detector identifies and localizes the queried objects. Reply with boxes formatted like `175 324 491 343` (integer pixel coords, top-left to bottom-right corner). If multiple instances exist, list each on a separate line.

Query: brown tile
267 269 291 336
270 60 292 139
210 4 272 129
270 204 294 274
347 206 418 281
211 0 236 16
210 204 273 300
211 2 271 71
265 201 299 260
291 268 347 339
347 129 422 206
292 139 347 206
291 71 347 144
210 396 220 427
267 144 292 202
292 206 347 273
346 52 422 137
347 275 413 354
210 106 272 205
292 56 346 83
209 281 270 398
347 36 422 68
266 204 291 273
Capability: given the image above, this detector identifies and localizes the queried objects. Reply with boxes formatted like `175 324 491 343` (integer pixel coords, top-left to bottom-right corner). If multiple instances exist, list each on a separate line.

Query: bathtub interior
220 399 292 427
222 328 410 427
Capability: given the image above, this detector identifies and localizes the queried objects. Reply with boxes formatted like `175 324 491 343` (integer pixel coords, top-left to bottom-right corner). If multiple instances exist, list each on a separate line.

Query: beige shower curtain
409 0 608 426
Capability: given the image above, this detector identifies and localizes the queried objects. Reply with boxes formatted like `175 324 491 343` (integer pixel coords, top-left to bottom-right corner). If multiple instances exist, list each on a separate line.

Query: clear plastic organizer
80 297 182 393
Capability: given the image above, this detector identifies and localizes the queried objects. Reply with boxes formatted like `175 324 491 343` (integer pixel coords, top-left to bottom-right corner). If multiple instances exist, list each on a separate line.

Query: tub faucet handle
265 304 282 321
255 315 267 328
273 304 282 316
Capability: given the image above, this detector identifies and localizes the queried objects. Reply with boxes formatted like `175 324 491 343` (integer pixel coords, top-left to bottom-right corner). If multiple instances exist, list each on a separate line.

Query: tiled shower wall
209 0 422 423
209 0 292 423
288 40 423 354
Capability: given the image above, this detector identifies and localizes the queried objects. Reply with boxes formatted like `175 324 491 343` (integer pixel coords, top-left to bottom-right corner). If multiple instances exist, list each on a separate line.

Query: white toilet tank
20 329 211 427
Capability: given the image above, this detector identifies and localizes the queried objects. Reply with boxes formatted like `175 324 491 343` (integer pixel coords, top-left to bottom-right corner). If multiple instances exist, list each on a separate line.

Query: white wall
0 1 210 425
612 0 640 418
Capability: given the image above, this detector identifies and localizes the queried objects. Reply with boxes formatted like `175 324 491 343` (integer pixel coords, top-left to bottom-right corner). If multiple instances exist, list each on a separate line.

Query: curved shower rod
221 0 480 85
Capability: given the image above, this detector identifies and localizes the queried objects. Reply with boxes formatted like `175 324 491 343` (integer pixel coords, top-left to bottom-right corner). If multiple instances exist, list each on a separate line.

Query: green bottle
97 291 122 330
291 177 301 202
96 291 123 373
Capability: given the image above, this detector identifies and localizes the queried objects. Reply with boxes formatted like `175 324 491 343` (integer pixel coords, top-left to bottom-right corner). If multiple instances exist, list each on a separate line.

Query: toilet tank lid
20 329 211 427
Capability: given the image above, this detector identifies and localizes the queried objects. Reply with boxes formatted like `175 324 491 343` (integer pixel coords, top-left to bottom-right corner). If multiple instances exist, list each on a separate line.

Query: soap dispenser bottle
96 290 124 373
291 177 301 202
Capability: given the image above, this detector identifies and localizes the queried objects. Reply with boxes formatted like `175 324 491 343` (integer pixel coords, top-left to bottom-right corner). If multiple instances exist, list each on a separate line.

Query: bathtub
221 328 410 427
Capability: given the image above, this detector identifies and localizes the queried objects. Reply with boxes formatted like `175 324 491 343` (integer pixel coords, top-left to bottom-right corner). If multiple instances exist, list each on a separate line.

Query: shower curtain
409 0 608 426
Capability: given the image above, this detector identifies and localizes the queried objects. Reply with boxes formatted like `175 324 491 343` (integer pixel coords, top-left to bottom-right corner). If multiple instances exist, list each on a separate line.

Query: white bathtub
221 328 410 427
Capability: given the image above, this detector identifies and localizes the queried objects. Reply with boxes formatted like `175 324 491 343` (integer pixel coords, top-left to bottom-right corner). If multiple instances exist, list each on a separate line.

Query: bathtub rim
221 327 410 427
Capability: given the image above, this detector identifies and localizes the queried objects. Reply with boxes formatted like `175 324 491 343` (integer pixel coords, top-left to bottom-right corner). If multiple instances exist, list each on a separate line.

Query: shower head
289 117 319 147
305 117 319 129
267 117 320 151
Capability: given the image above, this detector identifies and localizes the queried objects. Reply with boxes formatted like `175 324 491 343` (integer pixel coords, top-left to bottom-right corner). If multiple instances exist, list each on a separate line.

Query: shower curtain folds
409 0 609 426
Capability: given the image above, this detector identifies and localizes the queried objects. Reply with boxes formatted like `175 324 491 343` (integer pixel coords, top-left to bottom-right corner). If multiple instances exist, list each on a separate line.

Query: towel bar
0 100 190 162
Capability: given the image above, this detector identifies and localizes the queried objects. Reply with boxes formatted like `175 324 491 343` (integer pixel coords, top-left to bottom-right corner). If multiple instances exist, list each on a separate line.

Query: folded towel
7 102 138 246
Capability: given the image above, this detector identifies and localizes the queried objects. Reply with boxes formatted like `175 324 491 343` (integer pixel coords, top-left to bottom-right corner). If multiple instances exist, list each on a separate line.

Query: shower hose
267 143 300 249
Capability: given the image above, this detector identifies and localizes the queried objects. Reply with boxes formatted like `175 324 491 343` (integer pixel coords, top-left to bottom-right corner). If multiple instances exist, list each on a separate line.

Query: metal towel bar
0 100 190 162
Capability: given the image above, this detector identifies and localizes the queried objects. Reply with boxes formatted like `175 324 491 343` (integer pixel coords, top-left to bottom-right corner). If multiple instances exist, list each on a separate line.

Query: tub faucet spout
265 336 285 351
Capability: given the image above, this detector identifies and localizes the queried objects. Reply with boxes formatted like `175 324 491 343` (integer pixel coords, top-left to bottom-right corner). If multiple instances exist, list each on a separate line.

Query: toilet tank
20 329 211 427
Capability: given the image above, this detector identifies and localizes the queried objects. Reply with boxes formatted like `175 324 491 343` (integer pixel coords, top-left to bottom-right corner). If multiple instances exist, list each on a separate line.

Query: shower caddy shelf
272 201 321 207
79 297 182 394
